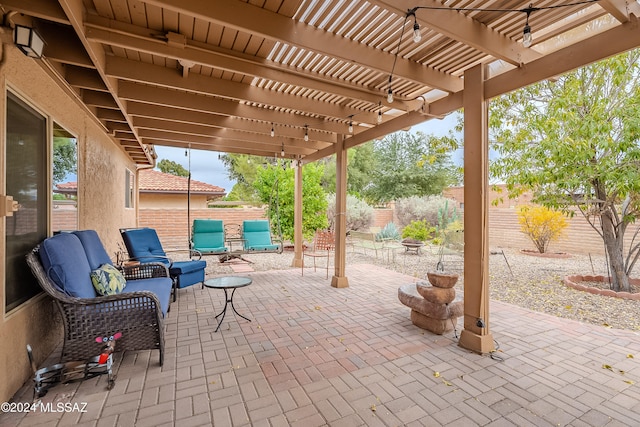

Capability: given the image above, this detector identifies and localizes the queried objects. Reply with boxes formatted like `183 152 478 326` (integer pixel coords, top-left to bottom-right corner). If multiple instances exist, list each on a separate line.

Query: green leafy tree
53 137 76 185
365 131 460 204
253 161 328 240
157 159 189 177
490 49 640 292
220 154 265 202
321 142 376 198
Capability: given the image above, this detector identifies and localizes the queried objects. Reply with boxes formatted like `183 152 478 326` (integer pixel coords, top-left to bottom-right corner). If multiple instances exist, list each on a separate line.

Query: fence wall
52 206 636 256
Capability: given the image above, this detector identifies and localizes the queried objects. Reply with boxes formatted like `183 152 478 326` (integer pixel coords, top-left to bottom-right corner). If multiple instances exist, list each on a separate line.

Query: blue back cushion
192 220 225 250
121 228 168 265
72 230 112 270
243 220 273 248
39 233 96 298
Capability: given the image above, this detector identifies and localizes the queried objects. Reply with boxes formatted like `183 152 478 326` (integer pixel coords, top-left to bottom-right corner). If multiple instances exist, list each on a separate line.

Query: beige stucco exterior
0 39 139 402
139 192 209 209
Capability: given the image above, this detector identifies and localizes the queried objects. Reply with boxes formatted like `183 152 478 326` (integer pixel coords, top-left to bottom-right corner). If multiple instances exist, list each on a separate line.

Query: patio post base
458 329 495 354
331 276 349 288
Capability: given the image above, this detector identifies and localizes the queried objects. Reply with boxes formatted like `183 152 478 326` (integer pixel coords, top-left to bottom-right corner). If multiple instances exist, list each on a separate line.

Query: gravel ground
205 246 640 333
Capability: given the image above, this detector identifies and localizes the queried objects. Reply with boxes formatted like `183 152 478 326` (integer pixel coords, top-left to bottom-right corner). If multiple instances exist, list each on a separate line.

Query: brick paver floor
3 263 639 426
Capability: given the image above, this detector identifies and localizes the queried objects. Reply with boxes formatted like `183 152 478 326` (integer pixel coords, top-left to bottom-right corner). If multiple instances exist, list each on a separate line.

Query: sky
153 112 462 194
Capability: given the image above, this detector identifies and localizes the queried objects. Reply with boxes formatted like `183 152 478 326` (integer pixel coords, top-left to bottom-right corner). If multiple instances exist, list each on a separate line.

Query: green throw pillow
91 264 126 296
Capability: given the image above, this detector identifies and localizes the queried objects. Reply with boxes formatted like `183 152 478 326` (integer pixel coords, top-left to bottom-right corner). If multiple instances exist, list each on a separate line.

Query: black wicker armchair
26 231 171 366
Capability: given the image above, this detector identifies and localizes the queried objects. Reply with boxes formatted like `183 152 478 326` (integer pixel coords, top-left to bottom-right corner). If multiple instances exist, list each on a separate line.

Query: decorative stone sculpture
398 271 463 335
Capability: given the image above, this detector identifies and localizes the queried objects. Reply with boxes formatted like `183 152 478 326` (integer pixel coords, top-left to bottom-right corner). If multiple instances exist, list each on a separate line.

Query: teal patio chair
192 219 229 255
242 220 282 253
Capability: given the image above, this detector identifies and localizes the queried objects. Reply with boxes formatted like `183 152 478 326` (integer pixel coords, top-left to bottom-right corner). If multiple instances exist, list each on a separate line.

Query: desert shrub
326 194 374 231
376 222 401 241
395 195 459 228
438 220 464 250
401 220 436 242
517 205 568 253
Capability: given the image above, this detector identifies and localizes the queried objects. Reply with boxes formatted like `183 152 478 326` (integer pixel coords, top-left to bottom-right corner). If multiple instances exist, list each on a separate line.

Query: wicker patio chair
26 241 169 366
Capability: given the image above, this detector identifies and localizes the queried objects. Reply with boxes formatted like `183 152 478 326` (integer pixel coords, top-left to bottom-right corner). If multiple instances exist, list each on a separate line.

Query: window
125 169 135 208
51 122 78 232
5 92 48 311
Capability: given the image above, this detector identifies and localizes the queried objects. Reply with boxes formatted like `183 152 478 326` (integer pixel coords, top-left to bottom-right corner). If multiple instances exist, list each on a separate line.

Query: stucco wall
0 40 138 402
140 193 209 209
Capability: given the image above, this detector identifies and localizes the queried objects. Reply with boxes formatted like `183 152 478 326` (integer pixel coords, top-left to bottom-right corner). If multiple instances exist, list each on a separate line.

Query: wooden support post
291 162 303 268
459 64 495 354
331 135 349 288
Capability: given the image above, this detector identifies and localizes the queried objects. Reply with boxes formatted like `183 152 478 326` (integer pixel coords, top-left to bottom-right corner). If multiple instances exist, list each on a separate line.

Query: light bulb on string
387 87 394 104
377 110 383 124
304 125 309 142
281 144 285 157
522 24 532 48
270 124 275 137
412 20 421 43
348 120 353 134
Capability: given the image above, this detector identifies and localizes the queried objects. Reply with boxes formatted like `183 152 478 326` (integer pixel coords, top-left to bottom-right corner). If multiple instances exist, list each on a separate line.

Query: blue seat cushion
121 228 169 265
72 230 113 270
39 233 96 299
122 278 172 317
169 260 206 275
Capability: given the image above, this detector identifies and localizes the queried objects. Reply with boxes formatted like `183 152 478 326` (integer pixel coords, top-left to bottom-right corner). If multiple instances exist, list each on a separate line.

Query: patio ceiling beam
0 0 70 25
140 135 310 157
84 20 411 111
65 67 108 92
142 0 463 93
136 127 322 154
119 82 344 137
56 0 152 164
599 0 634 23
370 0 541 66
132 116 333 147
485 14 640 101
106 56 378 125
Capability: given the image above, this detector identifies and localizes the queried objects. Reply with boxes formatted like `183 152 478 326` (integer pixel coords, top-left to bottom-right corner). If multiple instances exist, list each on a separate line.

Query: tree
490 49 640 291
253 161 328 241
53 137 76 185
517 206 568 254
157 159 189 177
219 153 264 202
365 131 460 204
321 142 377 198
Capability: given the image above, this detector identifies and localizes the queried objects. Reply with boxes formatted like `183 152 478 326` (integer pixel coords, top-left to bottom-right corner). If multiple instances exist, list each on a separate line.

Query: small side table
203 276 253 332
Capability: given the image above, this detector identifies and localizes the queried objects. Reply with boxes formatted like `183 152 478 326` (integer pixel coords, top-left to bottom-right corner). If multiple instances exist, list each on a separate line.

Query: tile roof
55 170 226 196
139 169 225 195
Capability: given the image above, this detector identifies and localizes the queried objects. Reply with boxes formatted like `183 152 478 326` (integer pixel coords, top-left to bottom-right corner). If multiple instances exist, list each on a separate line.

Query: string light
270 123 275 137
348 118 353 134
281 143 285 157
411 12 421 43
304 125 309 142
377 109 383 124
387 1 599 103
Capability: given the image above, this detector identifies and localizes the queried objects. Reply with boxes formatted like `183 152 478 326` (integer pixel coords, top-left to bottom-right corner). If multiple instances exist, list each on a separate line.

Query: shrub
517 205 568 253
401 220 436 242
376 222 401 241
326 194 374 231
395 195 459 228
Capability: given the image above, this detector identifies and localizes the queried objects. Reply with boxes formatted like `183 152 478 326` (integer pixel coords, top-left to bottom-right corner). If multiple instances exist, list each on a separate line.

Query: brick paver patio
3 264 639 426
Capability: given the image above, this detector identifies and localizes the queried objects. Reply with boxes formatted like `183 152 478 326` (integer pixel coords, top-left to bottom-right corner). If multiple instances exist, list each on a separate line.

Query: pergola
7 0 640 353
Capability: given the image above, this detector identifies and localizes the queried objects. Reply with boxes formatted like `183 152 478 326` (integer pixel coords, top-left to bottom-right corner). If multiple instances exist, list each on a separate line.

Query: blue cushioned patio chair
242 220 283 253
120 227 206 302
191 219 229 255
